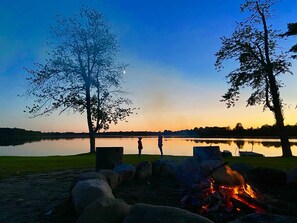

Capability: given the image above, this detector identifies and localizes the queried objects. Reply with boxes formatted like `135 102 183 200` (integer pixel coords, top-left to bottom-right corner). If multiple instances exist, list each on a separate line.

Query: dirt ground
0 169 92 223
0 170 182 223
1 169 297 223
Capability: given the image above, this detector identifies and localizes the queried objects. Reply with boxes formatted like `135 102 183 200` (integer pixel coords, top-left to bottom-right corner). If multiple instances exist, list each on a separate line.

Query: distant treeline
0 128 89 146
0 128 43 146
1 124 297 146
192 124 297 138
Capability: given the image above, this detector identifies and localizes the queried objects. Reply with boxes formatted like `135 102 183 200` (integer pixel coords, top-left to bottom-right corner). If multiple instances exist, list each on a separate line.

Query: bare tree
215 0 292 157
25 6 135 153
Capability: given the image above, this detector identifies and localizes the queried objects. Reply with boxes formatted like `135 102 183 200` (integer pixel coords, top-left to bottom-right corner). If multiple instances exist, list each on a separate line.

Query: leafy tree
215 0 292 157
25 6 134 153
234 123 244 131
282 22 297 58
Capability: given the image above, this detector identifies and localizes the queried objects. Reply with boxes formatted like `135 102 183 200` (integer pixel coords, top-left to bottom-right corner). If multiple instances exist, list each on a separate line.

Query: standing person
158 132 163 158
137 137 143 158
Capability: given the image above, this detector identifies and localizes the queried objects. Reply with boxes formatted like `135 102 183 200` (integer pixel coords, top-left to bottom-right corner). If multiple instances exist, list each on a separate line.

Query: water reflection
0 137 296 157
191 138 297 149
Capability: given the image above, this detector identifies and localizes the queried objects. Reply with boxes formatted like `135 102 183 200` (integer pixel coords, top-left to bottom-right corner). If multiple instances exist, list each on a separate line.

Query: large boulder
175 157 204 185
287 167 297 185
71 178 114 215
70 171 107 191
152 159 177 177
135 161 152 179
200 160 225 174
98 169 120 189
114 164 136 183
78 197 131 223
123 203 214 223
229 213 297 223
248 167 287 187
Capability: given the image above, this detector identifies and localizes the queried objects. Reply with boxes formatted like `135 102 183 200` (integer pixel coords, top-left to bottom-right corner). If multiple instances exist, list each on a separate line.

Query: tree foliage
25 6 135 152
215 0 292 157
282 22 297 58
215 0 291 110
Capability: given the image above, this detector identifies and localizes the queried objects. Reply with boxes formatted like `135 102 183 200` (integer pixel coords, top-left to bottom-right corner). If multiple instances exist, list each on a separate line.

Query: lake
1 137 297 157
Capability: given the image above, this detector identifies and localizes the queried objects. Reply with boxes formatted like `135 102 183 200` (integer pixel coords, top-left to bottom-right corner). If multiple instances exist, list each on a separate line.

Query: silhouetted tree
215 0 292 157
282 22 297 59
233 123 245 136
234 123 244 131
25 6 134 153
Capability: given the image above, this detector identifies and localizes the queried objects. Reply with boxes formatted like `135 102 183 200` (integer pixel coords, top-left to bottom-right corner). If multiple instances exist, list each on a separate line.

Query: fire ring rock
249 167 287 187
78 197 132 223
71 178 114 215
70 171 107 191
152 159 177 177
135 161 152 179
175 157 204 186
98 169 120 189
123 203 215 223
114 164 136 183
229 213 297 223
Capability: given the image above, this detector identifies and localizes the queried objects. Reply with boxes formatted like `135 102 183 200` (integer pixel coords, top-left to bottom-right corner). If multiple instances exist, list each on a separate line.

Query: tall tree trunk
85 82 95 153
89 131 96 153
274 107 292 157
267 67 292 157
259 4 292 157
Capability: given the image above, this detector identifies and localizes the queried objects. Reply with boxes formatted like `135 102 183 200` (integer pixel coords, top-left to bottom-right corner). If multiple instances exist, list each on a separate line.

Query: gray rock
70 171 107 191
98 169 120 189
135 161 152 179
114 164 136 183
78 197 132 223
152 159 177 177
200 160 224 174
123 203 214 223
175 157 204 185
229 213 297 223
287 167 297 185
249 167 287 186
71 178 114 215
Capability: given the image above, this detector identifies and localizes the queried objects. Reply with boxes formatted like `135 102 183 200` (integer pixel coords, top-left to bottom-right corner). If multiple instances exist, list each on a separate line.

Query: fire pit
74 146 295 223
180 165 266 223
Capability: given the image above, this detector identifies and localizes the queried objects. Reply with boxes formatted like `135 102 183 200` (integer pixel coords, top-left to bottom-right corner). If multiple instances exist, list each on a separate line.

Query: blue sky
0 0 296 132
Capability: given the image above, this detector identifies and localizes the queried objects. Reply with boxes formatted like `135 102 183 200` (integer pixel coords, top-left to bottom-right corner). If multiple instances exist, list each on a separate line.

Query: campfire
180 162 266 222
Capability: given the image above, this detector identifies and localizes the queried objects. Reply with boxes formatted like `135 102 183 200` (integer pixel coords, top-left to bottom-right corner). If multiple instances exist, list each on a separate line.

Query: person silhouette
158 132 163 158
137 137 143 158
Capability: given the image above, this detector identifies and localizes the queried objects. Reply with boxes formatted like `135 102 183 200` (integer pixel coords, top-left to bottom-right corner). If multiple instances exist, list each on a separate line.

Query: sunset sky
0 0 296 132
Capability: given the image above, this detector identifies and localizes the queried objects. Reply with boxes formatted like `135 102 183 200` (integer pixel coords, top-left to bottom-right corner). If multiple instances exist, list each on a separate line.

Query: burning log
180 163 267 222
230 197 255 213
211 165 245 186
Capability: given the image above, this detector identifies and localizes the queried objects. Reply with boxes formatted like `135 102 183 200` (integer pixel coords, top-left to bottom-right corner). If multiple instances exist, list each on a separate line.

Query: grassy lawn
0 153 296 179
224 156 297 170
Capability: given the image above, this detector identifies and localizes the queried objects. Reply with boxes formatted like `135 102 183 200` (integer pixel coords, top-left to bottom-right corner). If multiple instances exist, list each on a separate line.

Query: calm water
1 137 297 157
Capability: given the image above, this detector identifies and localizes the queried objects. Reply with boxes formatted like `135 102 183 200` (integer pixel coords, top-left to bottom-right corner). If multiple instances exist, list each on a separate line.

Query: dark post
96 147 123 170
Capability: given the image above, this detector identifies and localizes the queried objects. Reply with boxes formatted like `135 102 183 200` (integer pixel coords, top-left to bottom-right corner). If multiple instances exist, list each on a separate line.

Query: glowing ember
181 166 266 222
200 180 263 212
